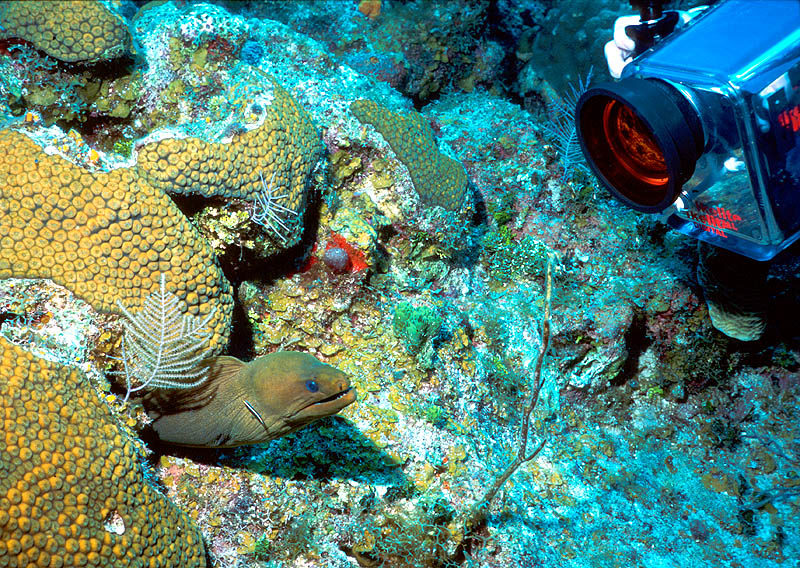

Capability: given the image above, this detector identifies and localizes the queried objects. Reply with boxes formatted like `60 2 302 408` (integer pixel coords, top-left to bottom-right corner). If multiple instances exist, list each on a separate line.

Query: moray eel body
143 352 356 447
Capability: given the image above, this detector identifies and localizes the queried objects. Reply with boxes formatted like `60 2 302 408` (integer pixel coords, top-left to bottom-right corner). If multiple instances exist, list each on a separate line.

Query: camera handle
626 1 680 57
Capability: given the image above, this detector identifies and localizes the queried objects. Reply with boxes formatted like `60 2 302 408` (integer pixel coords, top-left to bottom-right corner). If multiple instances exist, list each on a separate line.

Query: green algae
393 302 442 369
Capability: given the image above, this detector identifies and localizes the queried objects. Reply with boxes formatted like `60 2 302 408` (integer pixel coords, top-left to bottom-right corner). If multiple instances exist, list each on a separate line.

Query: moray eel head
255 351 357 432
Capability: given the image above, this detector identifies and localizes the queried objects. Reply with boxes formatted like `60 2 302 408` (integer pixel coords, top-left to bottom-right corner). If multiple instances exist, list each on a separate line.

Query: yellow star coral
0 0 131 63
0 129 233 353
0 335 207 567
137 77 323 249
350 99 468 211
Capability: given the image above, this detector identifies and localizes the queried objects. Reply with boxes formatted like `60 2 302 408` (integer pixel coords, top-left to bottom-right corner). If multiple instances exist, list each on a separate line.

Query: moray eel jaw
246 351 357 437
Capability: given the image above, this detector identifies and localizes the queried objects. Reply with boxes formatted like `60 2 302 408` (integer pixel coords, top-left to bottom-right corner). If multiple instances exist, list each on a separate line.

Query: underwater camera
576 0 800 260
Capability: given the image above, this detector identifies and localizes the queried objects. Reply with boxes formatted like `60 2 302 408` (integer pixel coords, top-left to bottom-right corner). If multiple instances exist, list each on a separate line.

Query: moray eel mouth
318 387 354 404
301 385 357 421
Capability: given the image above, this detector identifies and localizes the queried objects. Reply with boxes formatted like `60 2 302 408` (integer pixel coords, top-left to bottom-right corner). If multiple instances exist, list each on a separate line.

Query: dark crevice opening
609 310 650 389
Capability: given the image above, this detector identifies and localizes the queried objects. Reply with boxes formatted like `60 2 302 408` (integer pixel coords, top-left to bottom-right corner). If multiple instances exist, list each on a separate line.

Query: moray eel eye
305 379 319 393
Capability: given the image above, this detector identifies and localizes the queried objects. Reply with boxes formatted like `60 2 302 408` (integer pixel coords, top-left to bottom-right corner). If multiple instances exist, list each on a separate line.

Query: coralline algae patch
129 1 249 127
0 279 101 371
238 263 385 364
156 449 447 566
154 457 258 565
0 1 144 131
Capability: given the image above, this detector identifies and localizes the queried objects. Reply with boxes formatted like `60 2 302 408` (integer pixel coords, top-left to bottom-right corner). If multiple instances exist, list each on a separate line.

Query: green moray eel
142 352 356 447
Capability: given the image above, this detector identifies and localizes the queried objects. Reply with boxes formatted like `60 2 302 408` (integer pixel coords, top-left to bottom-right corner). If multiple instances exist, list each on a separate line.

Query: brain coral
0 0 131 63
0 129 233 353
350 99 468 211
137 77 323 249
696 241 768 341
0 336 207 567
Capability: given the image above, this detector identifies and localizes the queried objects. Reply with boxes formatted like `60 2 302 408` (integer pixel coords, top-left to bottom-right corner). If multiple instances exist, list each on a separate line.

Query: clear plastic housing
623 0 800 260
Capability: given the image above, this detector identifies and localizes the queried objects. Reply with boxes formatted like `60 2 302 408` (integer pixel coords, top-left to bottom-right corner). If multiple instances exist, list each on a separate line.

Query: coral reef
0 2 798 568
0 0 131 64
0 278 101 371
0 335 206 567
0 6 139 128
0 129 233 352
239 0 501 104
129 1 253 135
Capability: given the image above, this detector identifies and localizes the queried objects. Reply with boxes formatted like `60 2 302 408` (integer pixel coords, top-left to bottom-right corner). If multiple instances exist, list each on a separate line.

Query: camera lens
603 100 668 185
577 78 704 212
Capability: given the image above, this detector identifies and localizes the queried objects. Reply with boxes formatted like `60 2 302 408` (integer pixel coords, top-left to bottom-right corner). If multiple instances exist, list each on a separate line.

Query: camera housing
577 0 800 260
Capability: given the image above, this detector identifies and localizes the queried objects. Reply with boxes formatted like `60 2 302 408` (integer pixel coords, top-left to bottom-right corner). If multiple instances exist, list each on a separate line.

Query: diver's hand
604 15 639 79
604 7 709 79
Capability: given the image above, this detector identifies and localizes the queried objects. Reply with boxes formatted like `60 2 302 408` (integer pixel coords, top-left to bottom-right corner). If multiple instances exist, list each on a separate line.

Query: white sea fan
115 273 216 402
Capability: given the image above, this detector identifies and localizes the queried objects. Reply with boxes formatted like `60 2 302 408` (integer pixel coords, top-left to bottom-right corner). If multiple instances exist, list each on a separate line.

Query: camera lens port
577 78 703 212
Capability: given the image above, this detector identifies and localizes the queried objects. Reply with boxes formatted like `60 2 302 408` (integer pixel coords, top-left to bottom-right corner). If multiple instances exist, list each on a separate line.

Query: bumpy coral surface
0 0 131 63
0 129 233 352
137 77 322 248
351 99 468 211
0 336 207 567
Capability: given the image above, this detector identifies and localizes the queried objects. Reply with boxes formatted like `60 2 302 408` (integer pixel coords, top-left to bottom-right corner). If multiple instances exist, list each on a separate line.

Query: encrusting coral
350 99 468 212
0 129 233 353
0 335 207 567
0 0 131 64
